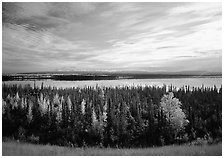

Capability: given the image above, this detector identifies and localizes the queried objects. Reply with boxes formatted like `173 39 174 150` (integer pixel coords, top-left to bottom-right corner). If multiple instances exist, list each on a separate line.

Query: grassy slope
2 141 222 156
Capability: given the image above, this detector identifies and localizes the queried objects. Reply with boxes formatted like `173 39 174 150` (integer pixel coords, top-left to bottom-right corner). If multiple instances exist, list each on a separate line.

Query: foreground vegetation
2 141 222 156
2 84 221 148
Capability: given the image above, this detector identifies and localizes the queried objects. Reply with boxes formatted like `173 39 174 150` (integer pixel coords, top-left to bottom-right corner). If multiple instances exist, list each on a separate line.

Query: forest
2 83 222 148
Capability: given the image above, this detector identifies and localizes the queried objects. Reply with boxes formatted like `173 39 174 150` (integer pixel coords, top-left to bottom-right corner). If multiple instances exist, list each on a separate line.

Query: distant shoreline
2 74 222 82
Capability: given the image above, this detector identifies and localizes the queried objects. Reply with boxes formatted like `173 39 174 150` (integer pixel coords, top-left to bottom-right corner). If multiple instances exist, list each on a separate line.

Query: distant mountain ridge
2 70 221 81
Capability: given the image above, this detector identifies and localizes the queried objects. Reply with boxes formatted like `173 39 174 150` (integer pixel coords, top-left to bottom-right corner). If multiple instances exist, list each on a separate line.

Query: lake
2 77 222 89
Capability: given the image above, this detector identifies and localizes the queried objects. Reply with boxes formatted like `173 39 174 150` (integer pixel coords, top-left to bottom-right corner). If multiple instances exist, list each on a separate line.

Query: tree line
2 83 222 147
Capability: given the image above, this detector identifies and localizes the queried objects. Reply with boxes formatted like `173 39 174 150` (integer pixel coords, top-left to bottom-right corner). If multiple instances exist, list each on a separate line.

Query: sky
2 2 222 74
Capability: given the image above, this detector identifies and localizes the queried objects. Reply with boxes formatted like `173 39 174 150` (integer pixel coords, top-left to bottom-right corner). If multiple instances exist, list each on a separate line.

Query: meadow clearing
2 141 222 156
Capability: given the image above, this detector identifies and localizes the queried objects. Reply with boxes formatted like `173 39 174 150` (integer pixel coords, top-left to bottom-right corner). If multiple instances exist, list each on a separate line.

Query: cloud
3 2 97 30
3 23 91 52
2 2 222 73
168 2 221 16
48 2 96 19
15 16 70 30
3 2 97 20
91 10 221 70
3 3 50 20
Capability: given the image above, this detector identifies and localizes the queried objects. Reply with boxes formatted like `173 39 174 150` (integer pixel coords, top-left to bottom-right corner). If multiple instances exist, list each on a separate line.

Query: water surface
3 77 222 89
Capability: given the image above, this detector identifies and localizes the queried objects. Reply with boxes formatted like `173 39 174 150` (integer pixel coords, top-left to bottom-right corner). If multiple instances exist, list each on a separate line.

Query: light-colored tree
53 93 60 107
160 92 189 137
27 100 33 123
38 93 48 114
2 99 7 115
92 108 98 127
81 99 86 115
20 97 27 109
55 96 63 122
67 95 72 111
11 92 20 109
